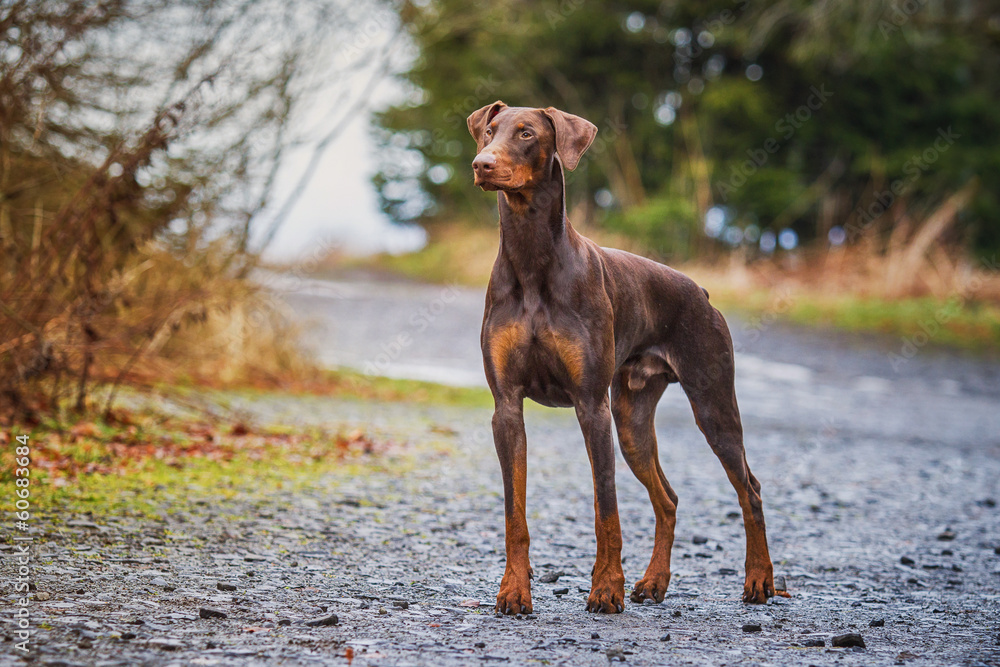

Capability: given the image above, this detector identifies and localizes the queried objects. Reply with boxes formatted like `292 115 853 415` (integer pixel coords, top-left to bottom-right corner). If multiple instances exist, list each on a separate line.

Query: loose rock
832 633 866 648
199 608 227 619
217 582 237 592
304 613 339 627
869 618 885 627
742 624 762 633
539 571 564 583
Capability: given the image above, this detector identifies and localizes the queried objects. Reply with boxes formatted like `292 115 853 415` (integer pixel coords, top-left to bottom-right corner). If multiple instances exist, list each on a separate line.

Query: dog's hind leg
674 309 778 604
611 370 677 603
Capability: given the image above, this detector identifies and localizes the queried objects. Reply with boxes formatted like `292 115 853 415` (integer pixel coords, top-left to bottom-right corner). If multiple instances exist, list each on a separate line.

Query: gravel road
4 273 1000 666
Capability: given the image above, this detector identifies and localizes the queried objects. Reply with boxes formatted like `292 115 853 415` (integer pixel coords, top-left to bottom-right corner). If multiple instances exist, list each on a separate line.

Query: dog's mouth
474 170 519 191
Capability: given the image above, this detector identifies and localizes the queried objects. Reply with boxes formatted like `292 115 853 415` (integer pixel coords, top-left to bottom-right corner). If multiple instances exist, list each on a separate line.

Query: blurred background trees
374 0 1000 266
0 0 394 420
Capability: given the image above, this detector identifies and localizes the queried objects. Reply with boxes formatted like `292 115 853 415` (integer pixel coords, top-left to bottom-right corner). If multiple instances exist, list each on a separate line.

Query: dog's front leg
492 396 532 614
576 395 626 613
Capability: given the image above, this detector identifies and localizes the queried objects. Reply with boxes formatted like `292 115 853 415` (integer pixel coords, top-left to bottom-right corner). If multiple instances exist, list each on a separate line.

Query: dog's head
466 101 597 192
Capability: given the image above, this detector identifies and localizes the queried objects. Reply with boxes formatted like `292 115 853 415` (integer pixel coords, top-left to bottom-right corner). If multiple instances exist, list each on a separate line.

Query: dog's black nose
473 153 496 173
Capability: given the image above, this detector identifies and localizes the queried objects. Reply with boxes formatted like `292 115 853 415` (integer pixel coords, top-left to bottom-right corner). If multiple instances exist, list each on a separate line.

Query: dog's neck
495 158 575 289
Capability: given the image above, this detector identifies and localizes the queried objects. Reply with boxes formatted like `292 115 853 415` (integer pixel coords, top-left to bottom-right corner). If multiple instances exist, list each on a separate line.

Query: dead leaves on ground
4 412 388 481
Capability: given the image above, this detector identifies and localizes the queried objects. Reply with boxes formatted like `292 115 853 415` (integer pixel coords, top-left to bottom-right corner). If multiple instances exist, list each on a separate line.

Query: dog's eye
521 131 532 139
485 128 492 137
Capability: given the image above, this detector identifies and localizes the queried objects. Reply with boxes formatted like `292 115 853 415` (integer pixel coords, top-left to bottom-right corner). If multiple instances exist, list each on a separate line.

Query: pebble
217 582 237 591
591 632 600 639
774 575 787 592
539 571 564 583
304 613 339 627
937 528 956 541
659 633 671 642
831 633 866 648
742 624 762 633
606 645 626 661
199 608 227 619
35 592 51 601
900 556 915 566
553 588 569 596
692 535 709 544
277 619 292 626
148 638 183 651
475 642 486 648
869 618 885 627
804 639 825 647
120 632 136 641
392 600 409 610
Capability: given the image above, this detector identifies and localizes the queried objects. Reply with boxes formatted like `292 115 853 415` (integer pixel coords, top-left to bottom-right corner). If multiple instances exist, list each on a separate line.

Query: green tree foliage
375 0 1000 258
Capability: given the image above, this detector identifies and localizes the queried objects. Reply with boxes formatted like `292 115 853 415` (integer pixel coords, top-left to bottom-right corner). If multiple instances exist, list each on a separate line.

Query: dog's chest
483 306 586 406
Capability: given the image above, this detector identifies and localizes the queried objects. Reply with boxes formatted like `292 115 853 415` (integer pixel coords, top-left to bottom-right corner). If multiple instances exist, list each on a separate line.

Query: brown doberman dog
467 101 783 615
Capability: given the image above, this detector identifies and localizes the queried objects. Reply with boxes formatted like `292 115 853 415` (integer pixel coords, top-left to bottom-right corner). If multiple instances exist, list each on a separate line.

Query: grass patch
3 408 396 517
701 284 1000 352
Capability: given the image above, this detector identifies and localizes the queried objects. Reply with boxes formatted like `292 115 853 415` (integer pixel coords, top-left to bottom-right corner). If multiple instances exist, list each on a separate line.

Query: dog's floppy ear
542 107 598 171
467 101 507 147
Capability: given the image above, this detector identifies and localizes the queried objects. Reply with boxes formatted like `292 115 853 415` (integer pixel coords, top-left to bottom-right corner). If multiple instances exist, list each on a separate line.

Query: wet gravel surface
4 275 1000 666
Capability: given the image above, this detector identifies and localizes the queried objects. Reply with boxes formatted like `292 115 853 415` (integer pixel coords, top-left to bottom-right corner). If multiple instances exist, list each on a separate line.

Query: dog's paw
586 575 625 613
629 570 670 604
742 564 776 604
495 577 532 615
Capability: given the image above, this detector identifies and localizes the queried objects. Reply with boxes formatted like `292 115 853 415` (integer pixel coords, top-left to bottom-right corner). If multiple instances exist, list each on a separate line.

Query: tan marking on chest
488 322 528 377
541 330 585 386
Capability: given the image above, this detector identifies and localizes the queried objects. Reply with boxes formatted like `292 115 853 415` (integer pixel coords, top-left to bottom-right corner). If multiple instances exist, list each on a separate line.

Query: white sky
260 109 426 261
256 5 427 262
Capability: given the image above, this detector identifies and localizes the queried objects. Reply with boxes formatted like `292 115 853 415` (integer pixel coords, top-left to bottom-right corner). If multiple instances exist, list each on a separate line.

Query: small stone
937 528 956 541
774 575 787 592
900 556 915 566
994 545 1000 555
659 633 671 642
869 618 885 627
672 610 681 617
606 645 626 661
804 639 824 647
831 633 866 648
199 607 227 619
692 535 709 545
553 588 569 596
726 511 741 519
217 582 237 592
539 571 564 583
717 568 737 576
392 600 409 610
742 624 762 633
378 608 387 615
591 632 600 639
119 632 136 641
305 613 339 627
475 642 486 648
941 549 953 556
35 592 51 601
149 638 183 651
277 619 292 626
979 498 996 508
79 640 93 649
